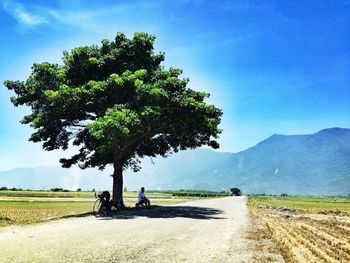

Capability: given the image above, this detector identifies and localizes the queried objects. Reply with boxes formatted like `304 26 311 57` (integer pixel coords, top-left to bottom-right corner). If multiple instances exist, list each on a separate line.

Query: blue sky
0 0 349 171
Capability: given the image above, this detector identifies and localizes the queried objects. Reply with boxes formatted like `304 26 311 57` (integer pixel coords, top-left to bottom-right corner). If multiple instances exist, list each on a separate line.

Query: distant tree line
0 187 22 191
247 194 350 199
50 188 70 192
169 190 229 198
0 187 97 192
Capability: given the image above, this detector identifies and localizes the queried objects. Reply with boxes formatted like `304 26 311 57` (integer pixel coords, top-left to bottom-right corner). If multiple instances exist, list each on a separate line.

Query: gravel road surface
0 196 252 262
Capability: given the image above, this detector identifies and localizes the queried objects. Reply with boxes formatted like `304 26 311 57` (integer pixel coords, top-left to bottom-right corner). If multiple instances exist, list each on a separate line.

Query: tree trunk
112 159 125 209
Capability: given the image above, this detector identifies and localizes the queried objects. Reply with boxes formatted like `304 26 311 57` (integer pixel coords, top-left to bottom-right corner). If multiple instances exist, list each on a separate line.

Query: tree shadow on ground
99 205 225 220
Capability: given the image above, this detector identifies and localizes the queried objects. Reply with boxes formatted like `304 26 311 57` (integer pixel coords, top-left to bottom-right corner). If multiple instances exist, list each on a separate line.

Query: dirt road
0 196 254 262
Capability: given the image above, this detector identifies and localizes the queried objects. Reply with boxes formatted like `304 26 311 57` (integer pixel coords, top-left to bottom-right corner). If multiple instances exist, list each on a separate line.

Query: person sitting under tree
138 187 151 207
100 191 112 211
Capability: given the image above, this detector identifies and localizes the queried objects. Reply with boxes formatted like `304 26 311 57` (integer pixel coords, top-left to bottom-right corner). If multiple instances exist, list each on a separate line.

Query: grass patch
248 195 350 213
0 201 91 226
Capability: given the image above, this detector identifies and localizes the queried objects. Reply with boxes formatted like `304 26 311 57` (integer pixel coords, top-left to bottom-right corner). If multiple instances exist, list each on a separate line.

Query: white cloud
2 0 161 35
45 1 161 35
1 0 48 26
16 9 47 25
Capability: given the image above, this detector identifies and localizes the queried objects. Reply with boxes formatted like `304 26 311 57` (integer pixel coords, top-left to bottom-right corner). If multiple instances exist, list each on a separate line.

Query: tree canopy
4 32 223 205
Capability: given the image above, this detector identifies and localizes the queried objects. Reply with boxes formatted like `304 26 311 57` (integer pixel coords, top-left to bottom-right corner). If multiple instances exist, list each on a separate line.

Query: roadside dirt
0 196 278 263
253 206 350 263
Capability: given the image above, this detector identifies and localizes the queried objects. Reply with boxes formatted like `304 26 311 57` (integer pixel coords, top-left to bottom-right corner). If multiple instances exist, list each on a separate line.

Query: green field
0 190 205 227
248 195 350 213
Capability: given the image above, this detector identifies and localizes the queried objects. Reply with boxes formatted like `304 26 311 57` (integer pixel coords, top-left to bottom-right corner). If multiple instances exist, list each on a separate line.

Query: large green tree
4 33 222 206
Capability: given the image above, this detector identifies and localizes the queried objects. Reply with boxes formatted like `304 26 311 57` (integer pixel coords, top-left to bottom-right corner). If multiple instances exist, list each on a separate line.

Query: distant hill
229 127 350 195
124 128 350 195
1 128 350 195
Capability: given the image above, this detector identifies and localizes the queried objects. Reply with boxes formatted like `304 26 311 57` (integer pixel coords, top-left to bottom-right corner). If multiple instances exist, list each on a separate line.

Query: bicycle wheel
93 199 102 217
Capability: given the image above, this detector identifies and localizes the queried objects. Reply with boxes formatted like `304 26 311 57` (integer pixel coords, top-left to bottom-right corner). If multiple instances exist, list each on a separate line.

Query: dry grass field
248 196 350 263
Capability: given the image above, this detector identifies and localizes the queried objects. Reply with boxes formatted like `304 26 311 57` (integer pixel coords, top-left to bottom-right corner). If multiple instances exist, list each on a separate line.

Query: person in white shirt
138 187 150 207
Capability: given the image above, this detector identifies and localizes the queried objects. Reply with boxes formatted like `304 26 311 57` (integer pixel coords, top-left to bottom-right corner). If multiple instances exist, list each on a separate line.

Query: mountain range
0 128 349 195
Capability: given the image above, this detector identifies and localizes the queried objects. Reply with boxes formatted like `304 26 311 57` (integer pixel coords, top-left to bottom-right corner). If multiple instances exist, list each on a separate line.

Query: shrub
10 187 22 191
230 187 241 196
50 188 63 192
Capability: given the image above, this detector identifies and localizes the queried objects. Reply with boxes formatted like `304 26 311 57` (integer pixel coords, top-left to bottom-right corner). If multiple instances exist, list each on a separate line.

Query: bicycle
93 191 123 217
93 192 103 217
93 192 113 217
